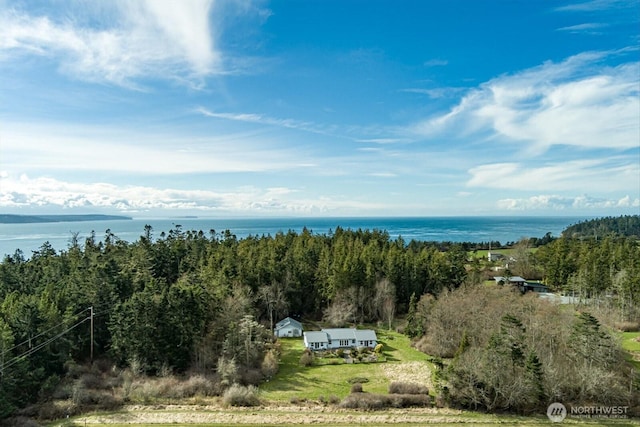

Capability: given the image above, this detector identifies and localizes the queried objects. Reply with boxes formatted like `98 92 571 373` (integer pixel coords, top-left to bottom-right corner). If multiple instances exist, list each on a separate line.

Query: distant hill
0 214 133 224
562 215 640 239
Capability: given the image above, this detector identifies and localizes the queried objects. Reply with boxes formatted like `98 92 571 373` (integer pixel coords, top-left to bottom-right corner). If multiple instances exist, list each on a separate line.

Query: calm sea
0 216 587 258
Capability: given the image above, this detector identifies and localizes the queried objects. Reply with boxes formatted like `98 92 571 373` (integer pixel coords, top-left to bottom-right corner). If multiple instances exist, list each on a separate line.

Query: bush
374 343 384 353
222 384 260 407
261 349 279 378
328 395 341 405
388 381 429 395
388 394 431 408
340 392 387 410
350 383 363 393
615 321 640 332
340 393 431 410
299 352 314 367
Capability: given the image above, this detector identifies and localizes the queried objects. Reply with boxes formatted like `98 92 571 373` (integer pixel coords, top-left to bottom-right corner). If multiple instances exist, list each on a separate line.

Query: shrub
222 384 260 407
176 374 217 397
261 349 279 378
299 352 314 367
328 395 341 405
350 383 363 393
336 348 345 358
218 356 239 386
388 381 429 395
615 321 640 332
389 394 431 408
240 367 263 386
340 393 388 410
340 393 430 410
374 343 384 353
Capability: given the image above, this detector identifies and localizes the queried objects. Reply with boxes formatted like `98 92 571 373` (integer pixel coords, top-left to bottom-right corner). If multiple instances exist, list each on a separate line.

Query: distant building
494 276 527 286
274 317 303 338
494 276 549 294
303 328 377 351
488 251 505 262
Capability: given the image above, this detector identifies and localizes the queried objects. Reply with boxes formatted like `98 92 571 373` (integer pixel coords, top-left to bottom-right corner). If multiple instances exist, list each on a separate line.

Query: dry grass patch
380 362 432 391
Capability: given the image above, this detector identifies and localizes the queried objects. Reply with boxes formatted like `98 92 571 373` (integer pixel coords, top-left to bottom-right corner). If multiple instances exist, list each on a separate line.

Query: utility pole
89 306 94 365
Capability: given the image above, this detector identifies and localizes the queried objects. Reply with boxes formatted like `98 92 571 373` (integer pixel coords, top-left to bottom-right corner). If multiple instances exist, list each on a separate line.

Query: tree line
0 225 467 416
0 215 638 417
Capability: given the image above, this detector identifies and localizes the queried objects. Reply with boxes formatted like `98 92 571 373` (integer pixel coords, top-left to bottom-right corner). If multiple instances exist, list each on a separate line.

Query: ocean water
0 216 587 258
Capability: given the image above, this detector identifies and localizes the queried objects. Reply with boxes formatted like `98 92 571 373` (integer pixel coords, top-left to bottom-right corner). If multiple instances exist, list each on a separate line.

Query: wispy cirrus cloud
412 51 640 152
0 0 260 86
466 158 639 193
557 22 608 34
401 87 467 99
555 0 637 12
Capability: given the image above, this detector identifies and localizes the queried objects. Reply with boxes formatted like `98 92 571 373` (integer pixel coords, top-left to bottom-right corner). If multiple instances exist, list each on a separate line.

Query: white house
303 328 377 351
274 317 303 338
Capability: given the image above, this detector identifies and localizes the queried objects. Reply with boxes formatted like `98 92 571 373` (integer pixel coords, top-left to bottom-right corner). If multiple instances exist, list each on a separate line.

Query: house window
339 339 349 347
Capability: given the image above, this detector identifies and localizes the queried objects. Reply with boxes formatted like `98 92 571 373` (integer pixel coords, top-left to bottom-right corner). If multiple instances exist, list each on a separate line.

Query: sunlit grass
259 330 432 402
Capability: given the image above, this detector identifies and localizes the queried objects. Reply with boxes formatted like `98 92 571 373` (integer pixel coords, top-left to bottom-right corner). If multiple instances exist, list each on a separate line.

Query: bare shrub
388 394 431 408
388 381 428 395
222 384 260 407
261 349 279 378
340 393 388 410
240 368 263 386
328 395 341 405
299 351 313 367
615 321 640 332
178 374 217 397
350 383 363 393
0 416 42 427
218 356 239 386
340 392 430 410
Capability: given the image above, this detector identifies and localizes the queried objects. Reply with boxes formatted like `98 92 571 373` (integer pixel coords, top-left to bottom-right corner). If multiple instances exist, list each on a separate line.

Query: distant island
0 214 133 224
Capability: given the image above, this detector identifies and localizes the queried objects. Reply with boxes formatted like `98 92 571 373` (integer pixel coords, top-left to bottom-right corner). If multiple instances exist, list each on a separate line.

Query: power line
0 314 91 373
0 307 93 374
0 307 91 357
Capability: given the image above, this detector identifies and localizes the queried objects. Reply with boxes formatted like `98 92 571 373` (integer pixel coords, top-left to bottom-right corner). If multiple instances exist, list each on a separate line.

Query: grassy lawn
621 332 640 352
620 331 640 371
260 330 433 402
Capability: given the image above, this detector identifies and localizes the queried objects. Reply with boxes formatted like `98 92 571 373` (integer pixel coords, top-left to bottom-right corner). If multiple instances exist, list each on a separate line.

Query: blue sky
0 0 638 217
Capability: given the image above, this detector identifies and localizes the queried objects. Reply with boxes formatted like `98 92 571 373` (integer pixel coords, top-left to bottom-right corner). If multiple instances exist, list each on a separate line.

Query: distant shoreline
0 214 133 224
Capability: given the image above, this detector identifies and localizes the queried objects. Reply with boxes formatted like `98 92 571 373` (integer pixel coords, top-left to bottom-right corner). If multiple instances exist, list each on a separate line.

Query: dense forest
0 215 638 418
562 215 640 239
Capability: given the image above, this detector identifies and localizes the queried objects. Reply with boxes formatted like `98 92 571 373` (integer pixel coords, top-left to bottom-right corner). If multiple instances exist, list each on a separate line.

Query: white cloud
467 158 639 192
555 0 637 12
557 22 608 34
412 51 640 152
401 87 466 99
0 1 221 86
0 173 384 215
497 194 640 211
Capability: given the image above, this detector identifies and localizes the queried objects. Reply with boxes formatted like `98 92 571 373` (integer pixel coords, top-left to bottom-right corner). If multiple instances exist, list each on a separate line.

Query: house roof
275 317 302 330
322 328 357 341
354 329 377 341
304 331 328 343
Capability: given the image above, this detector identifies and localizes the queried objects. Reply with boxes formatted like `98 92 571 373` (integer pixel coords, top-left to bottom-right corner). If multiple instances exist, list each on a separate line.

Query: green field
260 330 433 401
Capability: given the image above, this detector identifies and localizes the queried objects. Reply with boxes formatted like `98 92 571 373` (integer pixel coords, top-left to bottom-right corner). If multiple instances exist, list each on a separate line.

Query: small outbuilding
274 317 303 338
